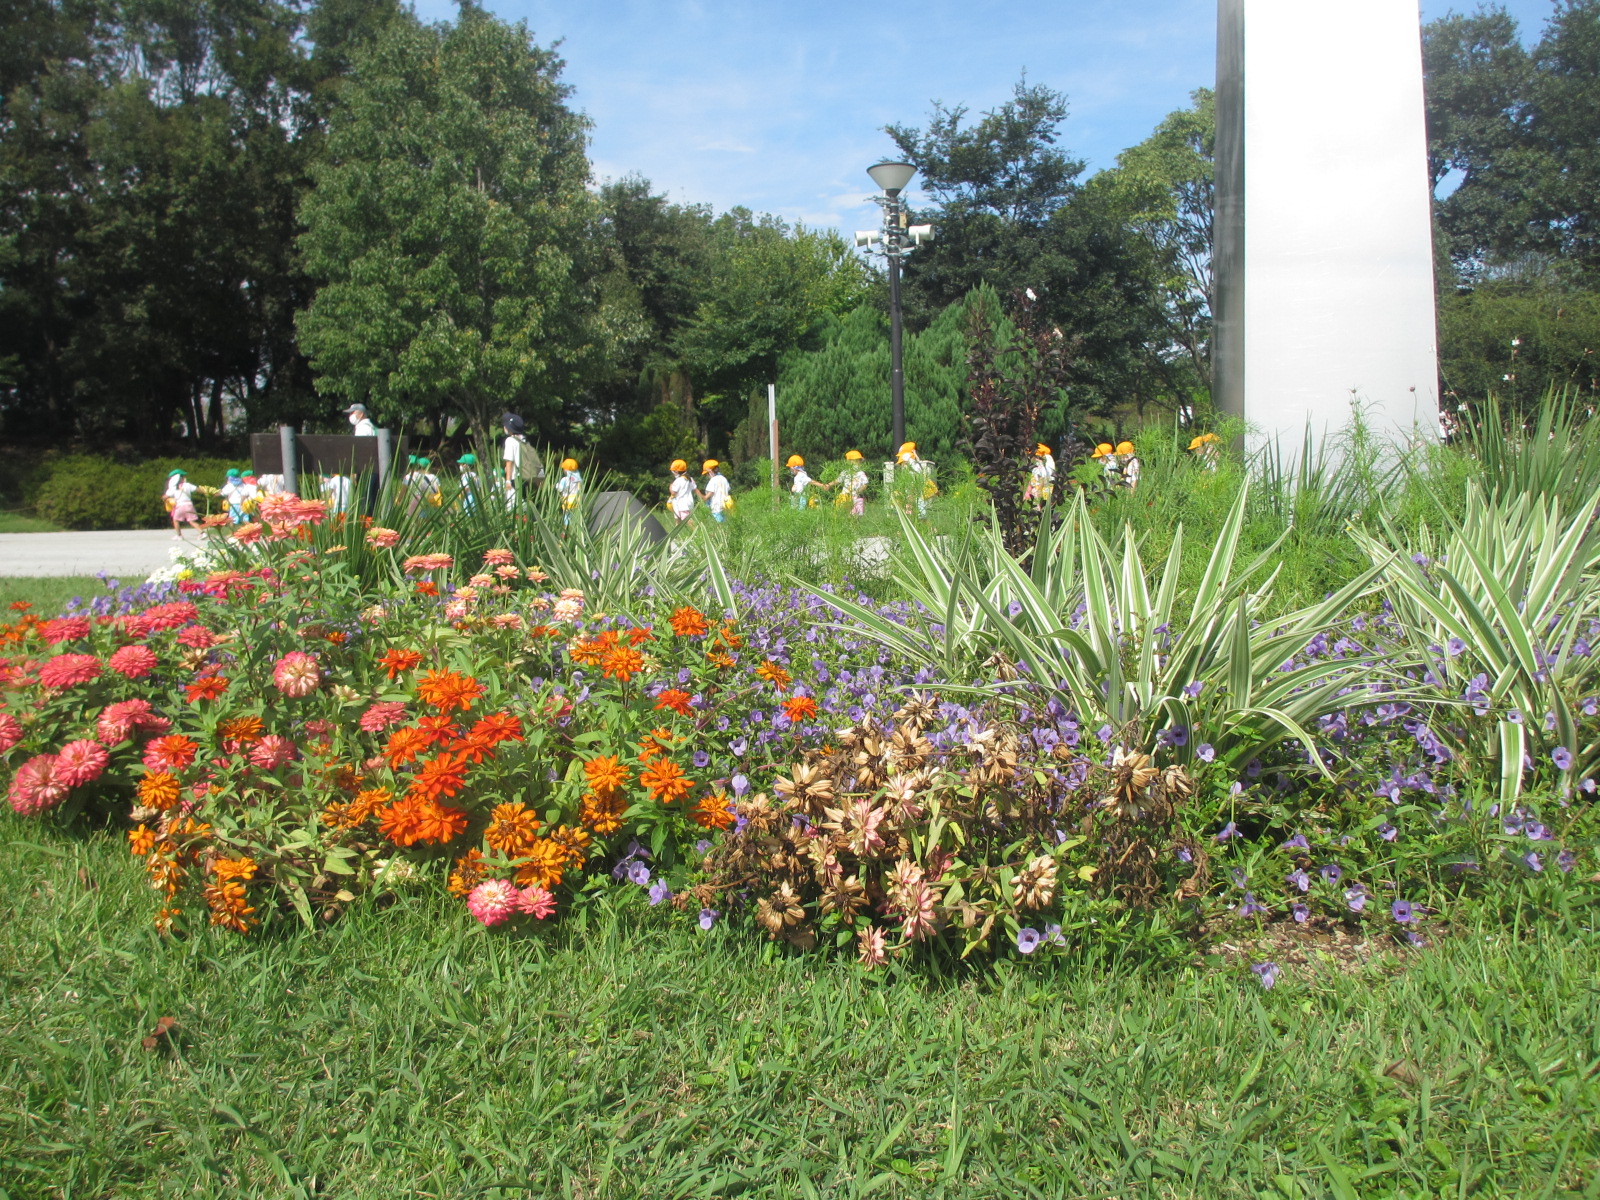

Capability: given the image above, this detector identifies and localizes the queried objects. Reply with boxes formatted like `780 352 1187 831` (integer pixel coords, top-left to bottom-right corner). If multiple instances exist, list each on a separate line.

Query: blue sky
412 0 1559 239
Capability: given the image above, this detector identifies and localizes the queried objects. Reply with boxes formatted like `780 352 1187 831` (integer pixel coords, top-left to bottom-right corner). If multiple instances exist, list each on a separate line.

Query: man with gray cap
500 411 544 506
345 404 376 436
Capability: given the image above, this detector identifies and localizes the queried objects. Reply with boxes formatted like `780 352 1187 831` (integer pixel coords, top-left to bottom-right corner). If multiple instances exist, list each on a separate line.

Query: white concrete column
1214 0 1440 458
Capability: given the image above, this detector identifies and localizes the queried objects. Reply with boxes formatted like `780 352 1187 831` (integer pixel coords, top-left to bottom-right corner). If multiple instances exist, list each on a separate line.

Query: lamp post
858 162 932 453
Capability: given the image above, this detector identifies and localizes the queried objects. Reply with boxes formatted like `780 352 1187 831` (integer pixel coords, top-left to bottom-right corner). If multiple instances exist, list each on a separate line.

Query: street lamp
857 162 932 452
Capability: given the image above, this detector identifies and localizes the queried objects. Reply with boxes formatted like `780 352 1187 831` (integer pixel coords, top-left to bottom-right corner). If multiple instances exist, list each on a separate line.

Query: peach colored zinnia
366 527 401 549
272 651 320 697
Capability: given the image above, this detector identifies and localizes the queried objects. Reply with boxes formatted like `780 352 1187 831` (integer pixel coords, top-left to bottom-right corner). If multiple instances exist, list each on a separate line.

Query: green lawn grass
0 512 61 534
0 576 104 617
1 825 1595 1199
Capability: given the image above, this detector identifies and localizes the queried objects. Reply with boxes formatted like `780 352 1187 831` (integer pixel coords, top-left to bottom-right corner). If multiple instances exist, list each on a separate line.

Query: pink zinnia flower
130 601 199 636
483 549 515 567
38 654 101 690
175 625 215 649
40 617 91 644
272 651 320 697
0 712 22 754
366 527 401 549
469 573 494 588
55 739 110 787
108 644 158 679
466 879 521 926
96 699 169 744
247 734 296 770
8 753 69 815
230 522 265 544
491 613 524 630
515 885 557 919
359 702 408 733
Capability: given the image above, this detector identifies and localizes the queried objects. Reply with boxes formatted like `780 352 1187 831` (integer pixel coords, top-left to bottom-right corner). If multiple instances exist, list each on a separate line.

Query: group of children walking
163 467 289 538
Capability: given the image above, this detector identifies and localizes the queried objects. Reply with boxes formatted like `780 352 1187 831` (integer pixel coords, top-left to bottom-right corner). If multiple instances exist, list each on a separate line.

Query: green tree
296 7 597 442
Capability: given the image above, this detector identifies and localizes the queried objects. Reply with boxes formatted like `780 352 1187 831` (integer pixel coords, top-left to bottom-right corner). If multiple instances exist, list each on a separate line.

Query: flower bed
1 516 1596 974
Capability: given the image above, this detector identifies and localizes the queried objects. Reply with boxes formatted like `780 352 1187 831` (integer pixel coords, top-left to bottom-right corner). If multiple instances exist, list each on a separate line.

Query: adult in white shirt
322 473 352 513
345 403 376 436
667 459 696 522
700 459 731 522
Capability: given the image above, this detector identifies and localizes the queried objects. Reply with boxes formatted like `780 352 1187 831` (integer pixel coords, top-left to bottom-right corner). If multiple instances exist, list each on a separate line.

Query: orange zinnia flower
413 581 439 596
416 670 485 713
715 621 743 649
706 648 736 670
625 626 654 646
408 751 470 800
599 645 644 682
782 695 818 723
128 824 157 856
485 801 542 857
654 688 693 716
218 716 264 744
384 726 432 768
204 881 258 933
513 839 569 890
690 792 736 830
583 755 629 796
755 660 791 691
640 758 693 804
212 856 258 884
579 790 626 834
470 711 524 746
569 630 619 666
668 606 709 638
416 714 461 745
378 648 425 679
447 849 487 896
378 795 467 846
186 675 229 703
137 770 182 811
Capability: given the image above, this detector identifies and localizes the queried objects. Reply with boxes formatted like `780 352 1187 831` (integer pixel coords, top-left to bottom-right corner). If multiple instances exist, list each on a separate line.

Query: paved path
0 530 195 578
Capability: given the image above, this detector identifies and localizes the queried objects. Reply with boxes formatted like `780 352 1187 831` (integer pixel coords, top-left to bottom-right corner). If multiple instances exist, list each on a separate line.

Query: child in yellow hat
892 442 934 517
1188 432 1221 472
667 459 695 522
1025 443 1056 507
837 450 869 516
700 459 731 522
556 457 582 524
1115 440 1140 492
786 454 833 510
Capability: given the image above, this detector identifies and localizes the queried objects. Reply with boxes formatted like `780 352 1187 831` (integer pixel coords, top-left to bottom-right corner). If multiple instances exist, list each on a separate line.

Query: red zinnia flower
377 648 425 679
186 675 229 703
142 734 198 772
40 617 91 644
55 739 110 787
654 688 694 717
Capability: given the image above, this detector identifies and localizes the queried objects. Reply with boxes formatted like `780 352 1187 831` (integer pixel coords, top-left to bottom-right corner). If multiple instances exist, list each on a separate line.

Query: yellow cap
844 450 863 461
1189 432 1220 450
899 441 916 453
1116 441 1134 456
702 459 719 473
786 454 804 468
1035 443 1050 456
1092 443 1113 458
670 459 687 473
561 457 578 471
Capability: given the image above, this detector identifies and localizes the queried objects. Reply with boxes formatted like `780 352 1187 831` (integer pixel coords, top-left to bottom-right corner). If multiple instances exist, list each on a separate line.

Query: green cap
417 456 431 468
457 453 478 466
407 454 419 467
168 468 186 477
226 468 241 478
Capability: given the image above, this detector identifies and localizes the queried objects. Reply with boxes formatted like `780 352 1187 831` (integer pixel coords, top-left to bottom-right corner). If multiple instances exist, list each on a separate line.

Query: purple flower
1291 902 1309 924
1287 869 1310 893
1281 833 1309 850
1197 743 1216 763
731 773 750 797
698 907 719 930
1522 850 1543 873
1583 697 1598 717
1250 961 1279 990
1177 846 1193 863
1231 867 1249 888
694 839 712 855
649 879 672 906
1166 725 1189 747
1043 923 1067 947
1239 892 1268 918
1557 849 1576 873
1344 886 1368 913
1378 822 1398 842
1215 821 1239 842
1507 709 1523 725
692 749 711 769
1446 637 1466 657
730 737 748 757
1391 899 1415 923
1016 927 1042 955
1183 681 1204 699
1552 746 1573 771
1319 863 1343 884
626 862 651 887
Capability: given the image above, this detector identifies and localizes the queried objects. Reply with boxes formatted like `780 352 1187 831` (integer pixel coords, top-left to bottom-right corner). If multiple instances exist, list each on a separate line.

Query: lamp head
867 161 917 195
